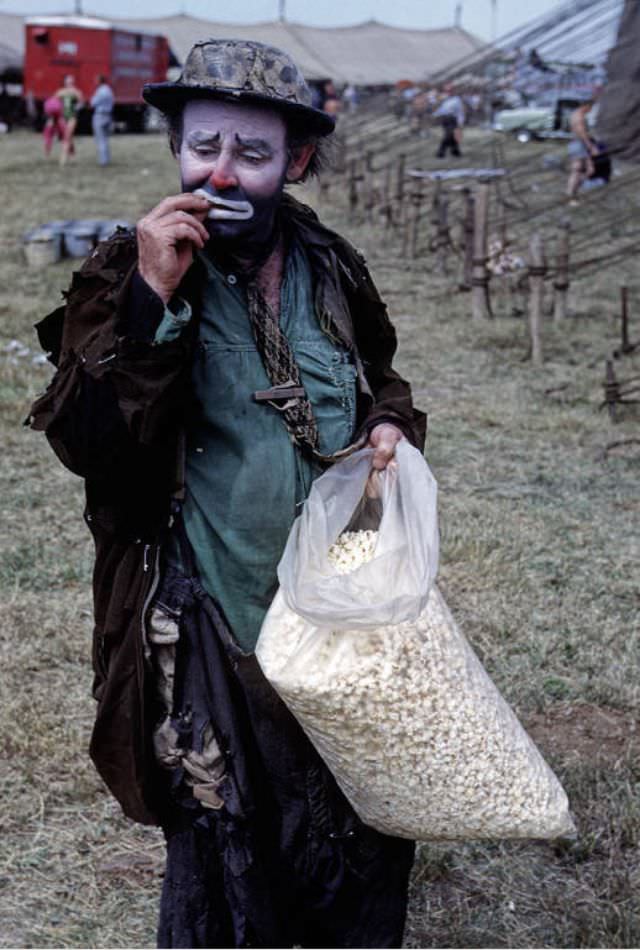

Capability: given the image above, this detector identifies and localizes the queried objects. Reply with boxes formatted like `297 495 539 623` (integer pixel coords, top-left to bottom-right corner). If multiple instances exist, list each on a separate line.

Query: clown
30 39 426 949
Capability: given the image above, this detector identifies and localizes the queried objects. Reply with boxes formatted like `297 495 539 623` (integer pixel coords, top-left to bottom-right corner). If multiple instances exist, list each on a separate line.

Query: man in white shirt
90 74 115 166
434 83 465 158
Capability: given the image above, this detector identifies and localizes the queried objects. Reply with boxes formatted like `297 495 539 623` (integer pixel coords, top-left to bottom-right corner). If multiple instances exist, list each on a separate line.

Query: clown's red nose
209 168 238 190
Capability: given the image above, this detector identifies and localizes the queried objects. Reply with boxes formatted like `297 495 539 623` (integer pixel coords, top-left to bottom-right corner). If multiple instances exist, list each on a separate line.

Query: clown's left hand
367 423 405 470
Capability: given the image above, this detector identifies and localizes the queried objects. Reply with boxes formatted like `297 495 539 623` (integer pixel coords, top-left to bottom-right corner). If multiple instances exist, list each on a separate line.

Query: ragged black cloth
150 561 415 949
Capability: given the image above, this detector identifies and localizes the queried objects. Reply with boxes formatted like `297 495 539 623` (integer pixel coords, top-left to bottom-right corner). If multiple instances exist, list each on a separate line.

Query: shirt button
227 274 237 285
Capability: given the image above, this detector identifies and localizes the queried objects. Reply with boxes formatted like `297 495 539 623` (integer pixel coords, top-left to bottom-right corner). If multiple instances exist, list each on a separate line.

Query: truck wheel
515 128 532 143
128 111 145 133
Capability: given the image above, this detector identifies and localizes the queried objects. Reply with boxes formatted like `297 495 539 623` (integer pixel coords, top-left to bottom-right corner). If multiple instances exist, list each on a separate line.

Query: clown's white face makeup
179 100 291 249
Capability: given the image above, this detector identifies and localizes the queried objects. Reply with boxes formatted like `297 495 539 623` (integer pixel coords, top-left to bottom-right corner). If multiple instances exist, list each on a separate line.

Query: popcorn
257 531 575 842
327 530 378 574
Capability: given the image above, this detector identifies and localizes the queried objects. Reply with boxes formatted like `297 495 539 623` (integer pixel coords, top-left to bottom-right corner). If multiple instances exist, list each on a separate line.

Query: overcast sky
3 0 567 42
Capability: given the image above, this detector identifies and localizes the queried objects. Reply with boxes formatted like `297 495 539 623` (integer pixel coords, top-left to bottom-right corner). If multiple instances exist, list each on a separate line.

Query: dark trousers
153 565 415 949
436 115 461 157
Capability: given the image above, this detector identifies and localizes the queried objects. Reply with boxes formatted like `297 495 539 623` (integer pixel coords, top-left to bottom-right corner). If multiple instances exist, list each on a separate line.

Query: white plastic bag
256 584 576 841
277 440 439 628
256 443 576 842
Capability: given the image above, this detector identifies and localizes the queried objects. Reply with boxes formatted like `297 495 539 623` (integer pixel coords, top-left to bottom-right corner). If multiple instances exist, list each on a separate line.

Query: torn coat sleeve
27 233 191 486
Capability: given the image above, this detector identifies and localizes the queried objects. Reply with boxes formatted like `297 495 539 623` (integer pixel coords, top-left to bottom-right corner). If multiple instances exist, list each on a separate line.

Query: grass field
0 125 638 948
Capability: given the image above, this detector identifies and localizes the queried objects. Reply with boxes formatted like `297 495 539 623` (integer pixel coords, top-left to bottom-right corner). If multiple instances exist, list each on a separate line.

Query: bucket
46 219 72 238
64 220 99 258
24 227 62 268
44 219 72 256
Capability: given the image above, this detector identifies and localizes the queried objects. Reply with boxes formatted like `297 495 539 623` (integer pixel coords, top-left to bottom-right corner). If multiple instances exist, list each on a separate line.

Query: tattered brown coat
28 194 426 825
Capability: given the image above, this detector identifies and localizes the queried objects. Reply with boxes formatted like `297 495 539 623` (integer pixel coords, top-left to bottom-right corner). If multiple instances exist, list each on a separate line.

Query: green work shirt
158 242 357 652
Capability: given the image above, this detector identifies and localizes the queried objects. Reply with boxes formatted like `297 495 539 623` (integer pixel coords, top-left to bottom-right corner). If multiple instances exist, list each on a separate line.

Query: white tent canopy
0 12 484 85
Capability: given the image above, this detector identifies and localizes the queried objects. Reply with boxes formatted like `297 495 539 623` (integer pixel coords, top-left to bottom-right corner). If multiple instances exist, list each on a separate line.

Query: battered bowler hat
143 38 335 136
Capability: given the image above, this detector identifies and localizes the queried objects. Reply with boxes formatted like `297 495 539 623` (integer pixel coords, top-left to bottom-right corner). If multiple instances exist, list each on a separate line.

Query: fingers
371 440 396 470
138 205 209 246
136 194 212 303
170 223 206 250
154 211 209 248
372 450 400 470
368 423 405 470
144 192 211 223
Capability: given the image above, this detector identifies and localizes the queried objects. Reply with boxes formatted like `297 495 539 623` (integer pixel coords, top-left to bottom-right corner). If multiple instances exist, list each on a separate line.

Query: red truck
23 15 171 131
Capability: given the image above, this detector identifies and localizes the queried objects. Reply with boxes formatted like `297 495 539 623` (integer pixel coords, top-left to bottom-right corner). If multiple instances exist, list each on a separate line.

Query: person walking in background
566 97 599 204
90 74 115 166
320 79 341 118
409 88 430 137
54 74 83 166
323 94 341 119
342 83 359 114
42 94 65 158
434 83 465 158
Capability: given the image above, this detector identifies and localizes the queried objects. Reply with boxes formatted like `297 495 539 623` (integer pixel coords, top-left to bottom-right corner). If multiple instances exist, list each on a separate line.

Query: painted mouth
194 189 254 221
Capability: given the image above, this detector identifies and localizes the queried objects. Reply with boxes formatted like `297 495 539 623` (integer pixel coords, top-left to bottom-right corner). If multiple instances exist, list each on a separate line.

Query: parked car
492 95 591 142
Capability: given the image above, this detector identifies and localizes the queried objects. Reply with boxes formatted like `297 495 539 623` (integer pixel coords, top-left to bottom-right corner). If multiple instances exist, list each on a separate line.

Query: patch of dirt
524 702 640 763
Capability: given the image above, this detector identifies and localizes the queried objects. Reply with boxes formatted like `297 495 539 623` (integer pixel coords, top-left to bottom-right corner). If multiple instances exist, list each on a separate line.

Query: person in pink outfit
42 95 65 157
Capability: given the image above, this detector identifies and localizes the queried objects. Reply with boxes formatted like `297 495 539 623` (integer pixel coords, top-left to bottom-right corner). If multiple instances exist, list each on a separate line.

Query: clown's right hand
136 193 210 304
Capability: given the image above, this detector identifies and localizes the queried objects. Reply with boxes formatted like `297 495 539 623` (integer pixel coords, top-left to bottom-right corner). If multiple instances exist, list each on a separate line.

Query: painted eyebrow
186 130 221 147
234 134 275 155
185 131 275 156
